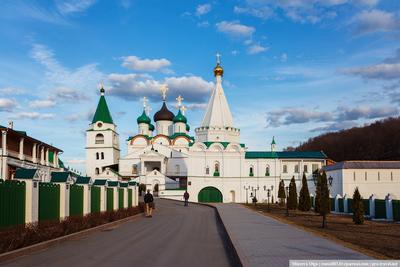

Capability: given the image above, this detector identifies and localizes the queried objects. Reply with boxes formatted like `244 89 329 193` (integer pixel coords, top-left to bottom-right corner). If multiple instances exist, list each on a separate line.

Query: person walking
183 190 190 206
144 189 154 217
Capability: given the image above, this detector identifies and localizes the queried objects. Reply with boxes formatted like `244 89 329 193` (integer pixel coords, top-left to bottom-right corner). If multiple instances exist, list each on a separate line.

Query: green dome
186 124 190 131
149 123 155 131
137 110 151 124
173 110 187 124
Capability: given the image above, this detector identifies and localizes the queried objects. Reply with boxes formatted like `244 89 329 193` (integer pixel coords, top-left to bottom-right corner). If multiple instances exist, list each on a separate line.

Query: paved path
215 204 370 267
2 200 237 267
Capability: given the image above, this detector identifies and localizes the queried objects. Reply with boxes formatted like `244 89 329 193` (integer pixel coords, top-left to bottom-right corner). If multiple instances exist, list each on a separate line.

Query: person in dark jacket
144 189 154 217
183 191 189 206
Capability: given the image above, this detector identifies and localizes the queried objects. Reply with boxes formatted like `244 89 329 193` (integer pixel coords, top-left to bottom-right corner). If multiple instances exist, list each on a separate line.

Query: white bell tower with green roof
86 86 120 179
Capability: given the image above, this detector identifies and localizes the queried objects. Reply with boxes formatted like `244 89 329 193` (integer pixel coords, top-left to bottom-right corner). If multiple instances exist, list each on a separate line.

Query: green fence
363 199 370 216
347 198 353 213
0 179 26 228
393 200 400 221
330 198 335 211
118 189 124 209
69 184 83 216
375 199 386 219
91 186 101 213
39 182 60 222
338 198 344 212
128 188 132 207
107 188 114 211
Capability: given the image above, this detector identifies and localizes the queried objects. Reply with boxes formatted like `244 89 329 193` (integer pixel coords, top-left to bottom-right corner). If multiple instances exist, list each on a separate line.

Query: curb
0 212 143 264
161 198 246 267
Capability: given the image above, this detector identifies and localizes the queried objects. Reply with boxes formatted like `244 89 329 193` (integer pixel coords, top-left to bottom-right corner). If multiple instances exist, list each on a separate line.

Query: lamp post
286 186 289 216
244 185 250 204
328 176 333 187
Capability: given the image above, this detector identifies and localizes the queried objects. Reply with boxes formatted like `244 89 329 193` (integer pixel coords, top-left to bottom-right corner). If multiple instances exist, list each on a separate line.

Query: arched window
96 152 99 160
283 165 287 173
175 164 180 174
101 152 104 160
249 166 254 176
294 164 299 173
132 164 138 175
265 166 270 176
95 168 100 175
206 166 210 175
214 162 220 177
95 133 104 144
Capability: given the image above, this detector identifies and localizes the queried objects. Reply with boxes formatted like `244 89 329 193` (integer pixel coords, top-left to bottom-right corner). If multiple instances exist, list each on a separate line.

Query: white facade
85 60 327 203
324 161 400 199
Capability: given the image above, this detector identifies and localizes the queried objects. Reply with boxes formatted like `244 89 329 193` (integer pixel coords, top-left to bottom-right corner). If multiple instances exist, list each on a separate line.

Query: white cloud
54 88 89 101
0 98 15 112
337 106 398 121
267 108 333 127
196 4 211 16
351 9 399 35
197 21 210 27
121 56 171 72
56 0 97 14
65 158 86 165
8 112 55 120
247 44 269 55
280 53 288 62
29 99 56 109
0 87 25 95
65 109 94 122
233 6 274 20
216 21 255 38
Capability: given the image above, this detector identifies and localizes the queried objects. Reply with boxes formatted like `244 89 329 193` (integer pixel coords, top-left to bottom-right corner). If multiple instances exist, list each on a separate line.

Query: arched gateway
198 187 223 203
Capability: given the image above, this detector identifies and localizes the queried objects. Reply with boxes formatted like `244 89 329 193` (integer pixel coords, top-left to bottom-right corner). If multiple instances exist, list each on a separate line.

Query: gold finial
160 84 168 101
99 81 105 95
141 96 148 108
214 52 224 77
181 105 187 115
176 95 184 107
145 105 152 116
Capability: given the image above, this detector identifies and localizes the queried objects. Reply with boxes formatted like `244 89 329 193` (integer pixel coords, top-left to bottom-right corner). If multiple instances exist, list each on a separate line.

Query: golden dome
214 63 224 77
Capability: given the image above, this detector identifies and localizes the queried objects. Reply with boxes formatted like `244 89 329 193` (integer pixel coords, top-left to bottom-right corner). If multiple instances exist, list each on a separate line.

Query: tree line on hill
292 117 400 162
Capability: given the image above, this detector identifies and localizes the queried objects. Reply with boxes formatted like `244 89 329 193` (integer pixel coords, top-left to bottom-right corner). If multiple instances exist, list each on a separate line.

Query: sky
0 0 400 173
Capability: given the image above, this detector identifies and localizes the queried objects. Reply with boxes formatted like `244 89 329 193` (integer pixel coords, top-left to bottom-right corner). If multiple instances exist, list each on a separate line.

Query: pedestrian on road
144 189 154 217
183 190 189 206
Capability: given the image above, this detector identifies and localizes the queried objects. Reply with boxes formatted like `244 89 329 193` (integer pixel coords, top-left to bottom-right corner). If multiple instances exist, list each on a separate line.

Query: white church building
86 59 328 203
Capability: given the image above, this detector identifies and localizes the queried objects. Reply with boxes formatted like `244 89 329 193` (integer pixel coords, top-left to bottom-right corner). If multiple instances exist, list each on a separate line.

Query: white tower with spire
195 54 240 143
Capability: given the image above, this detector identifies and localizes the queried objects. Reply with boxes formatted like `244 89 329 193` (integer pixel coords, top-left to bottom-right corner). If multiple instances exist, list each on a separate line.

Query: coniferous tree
314 171 321 213
278 180 286 205
320 171 330 228
352 187 364 225
299 172 311 211
288 176 298 210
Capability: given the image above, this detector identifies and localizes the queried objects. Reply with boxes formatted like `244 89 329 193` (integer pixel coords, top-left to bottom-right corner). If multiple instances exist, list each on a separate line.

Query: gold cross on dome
141 96 148 108
176 95 184 107
181 105 187 115
216 52 221 64
145 105 152 116
160 84 168 100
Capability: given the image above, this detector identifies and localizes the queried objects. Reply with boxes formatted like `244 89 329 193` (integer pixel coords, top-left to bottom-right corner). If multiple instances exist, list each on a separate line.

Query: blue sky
0 0 400 173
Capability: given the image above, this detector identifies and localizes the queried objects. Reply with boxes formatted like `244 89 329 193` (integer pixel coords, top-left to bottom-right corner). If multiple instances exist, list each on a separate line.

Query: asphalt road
2 199 237 267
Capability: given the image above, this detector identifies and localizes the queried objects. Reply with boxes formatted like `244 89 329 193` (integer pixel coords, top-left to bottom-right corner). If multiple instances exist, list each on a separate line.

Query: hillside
295 117 400 162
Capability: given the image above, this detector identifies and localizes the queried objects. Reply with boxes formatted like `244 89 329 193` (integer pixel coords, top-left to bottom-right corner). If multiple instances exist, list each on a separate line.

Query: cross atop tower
145 105 152 116
216 52 221 64
181 105 187 115
160 84 168 101
176 95 184 107
141 96 148 108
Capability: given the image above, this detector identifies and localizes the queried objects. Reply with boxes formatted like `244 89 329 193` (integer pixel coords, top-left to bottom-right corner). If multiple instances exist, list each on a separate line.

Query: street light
328 176 333 187
252 186 259 206
285 186 289 216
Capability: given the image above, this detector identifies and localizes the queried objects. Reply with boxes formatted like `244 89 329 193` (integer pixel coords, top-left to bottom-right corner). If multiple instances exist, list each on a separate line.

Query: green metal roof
245 151 327 159
50 172 70 183
186 124 190 131
119 182 128 187
15 168 37 179
189 141 246 148
173 110 187 124
169 132 195 141
149 124 155 131
271 136 276 145
137 110 151 124
107 181 118 187
93 179 107 186
92 95 113 124
128 181 137 186
75 176 91 184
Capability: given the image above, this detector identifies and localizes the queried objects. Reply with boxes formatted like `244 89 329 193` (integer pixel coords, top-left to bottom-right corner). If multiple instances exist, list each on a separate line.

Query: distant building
323 161 400 199
0 122 63 181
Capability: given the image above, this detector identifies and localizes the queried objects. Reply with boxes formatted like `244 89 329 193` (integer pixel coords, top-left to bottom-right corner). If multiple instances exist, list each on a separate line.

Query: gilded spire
100 82 105 96
214 52 224 77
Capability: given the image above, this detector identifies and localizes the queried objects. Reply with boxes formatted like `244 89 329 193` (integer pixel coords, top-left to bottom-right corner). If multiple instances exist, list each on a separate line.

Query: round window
97 122 103 128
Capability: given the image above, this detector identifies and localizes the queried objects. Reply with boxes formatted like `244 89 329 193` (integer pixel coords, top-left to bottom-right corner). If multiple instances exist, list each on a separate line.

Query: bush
352 187 364 225
298 172 311 211
278 180 286 205
0 204 144 254
288 176 298 210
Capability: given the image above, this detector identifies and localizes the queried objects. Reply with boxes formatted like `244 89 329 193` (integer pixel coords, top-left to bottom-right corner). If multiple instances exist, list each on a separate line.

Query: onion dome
154 102 174 122
186 124 190 131
137 110 151 124
214 63 224 77
173 109 187 124
149 123 155 131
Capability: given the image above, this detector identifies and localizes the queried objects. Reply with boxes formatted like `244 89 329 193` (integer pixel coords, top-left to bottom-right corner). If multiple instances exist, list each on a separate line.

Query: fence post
100 185 107 212
135 183 139 207
335 194 340 213
386 194 393 221
55 182 70 219
24 180 38 224
113 187 118 211
343 194 348 213
369 194 375 218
